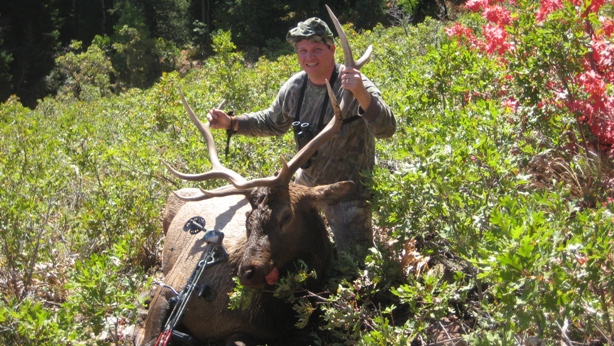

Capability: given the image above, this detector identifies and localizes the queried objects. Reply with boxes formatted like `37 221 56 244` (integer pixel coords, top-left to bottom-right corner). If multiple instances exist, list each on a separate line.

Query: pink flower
589 111 614 145
600 17 614 37
483 5 513 27
578 70 607 96
465 0 489 12
568 99 594 122
570 68 614 145
587 0 606 15
445 22 473 38
502 97 519 112
536 0 563 23
592 40 614 80
483 24 513 55
445 22 483 50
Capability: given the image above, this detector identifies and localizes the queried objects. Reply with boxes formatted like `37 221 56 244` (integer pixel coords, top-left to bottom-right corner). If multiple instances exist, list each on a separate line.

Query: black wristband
227 113 237 135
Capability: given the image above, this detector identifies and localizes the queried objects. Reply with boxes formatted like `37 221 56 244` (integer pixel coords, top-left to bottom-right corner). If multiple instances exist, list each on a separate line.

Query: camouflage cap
286 17 334 46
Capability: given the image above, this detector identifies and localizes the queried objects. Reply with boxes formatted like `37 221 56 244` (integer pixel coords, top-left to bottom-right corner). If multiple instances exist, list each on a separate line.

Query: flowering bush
448 0 614 151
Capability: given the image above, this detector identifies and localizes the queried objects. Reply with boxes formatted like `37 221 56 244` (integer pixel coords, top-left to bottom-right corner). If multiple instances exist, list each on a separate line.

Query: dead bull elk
134 6 372 346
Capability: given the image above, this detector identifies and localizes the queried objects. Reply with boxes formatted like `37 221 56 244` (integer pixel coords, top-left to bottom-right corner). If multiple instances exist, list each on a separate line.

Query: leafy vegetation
1 1 614 345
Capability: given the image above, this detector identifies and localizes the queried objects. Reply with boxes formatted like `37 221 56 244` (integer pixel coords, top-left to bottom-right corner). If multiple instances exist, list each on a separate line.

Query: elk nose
238 264 262 288
240 265 256 280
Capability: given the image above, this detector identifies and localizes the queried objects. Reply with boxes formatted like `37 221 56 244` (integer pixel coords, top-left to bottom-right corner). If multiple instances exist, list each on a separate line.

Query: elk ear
311 181 354 207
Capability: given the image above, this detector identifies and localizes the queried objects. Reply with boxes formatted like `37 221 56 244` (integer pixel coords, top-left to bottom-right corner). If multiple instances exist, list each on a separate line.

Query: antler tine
326 5 355 68
325 5 372 116
170 185 249 202
164 89 249 187
199 185 251 198
355 45 373 70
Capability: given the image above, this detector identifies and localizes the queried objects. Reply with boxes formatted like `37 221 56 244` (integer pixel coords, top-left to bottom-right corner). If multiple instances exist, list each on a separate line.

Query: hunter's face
296 40 336 84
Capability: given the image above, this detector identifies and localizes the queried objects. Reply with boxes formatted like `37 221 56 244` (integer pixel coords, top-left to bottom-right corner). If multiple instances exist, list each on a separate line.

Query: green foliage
367 1 614 344
145 0 192 45
228 260 319 328
110 0 181 91
395 0 421 18
208 0 388 53
63 240 142 341
227 277 257 311
111 24 158 90
0 297 71 344
504 0 589 138
1 85 166 343
47 40 116 102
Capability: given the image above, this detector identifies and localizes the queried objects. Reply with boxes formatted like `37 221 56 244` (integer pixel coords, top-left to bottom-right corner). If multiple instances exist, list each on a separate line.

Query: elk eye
280 212 292 226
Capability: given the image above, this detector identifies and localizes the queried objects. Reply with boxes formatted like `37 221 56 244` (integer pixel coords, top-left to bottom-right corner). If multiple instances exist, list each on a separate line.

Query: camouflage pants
322 198 373 257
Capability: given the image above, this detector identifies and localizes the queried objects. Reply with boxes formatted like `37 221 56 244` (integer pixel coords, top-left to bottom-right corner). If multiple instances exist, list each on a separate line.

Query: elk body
136 182 352 345
134 6 372 346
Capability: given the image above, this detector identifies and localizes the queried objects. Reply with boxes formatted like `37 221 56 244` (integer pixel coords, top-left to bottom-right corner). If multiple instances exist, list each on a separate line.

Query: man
207 17 396 258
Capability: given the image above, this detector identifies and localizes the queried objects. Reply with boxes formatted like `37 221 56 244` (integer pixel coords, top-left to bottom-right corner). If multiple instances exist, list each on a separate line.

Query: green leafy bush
47 40 115 102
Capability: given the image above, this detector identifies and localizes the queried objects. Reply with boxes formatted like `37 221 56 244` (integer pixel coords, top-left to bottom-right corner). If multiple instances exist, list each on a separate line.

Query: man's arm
341 67 396 138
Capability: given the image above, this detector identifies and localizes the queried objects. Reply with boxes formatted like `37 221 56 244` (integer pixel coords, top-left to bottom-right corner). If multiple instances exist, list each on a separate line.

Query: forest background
0 0 438 109
2 0 614 345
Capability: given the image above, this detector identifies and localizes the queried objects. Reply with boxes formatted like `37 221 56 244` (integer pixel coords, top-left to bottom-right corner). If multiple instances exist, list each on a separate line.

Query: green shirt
235 65 396 200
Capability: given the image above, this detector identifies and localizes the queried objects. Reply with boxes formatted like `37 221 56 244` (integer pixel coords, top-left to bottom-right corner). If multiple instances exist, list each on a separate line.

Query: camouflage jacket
235 64 396 200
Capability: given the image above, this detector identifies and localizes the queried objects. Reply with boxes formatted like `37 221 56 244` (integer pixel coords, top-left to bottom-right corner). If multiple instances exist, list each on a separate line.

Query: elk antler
165 84 342 201
163 92 248 187
325 4 373 117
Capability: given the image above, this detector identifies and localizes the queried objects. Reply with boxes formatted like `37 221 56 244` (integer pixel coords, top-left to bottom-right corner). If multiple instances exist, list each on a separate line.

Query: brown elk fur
134 181 352 346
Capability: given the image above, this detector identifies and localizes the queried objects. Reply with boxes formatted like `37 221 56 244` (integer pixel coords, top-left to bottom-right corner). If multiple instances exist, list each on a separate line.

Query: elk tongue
265 267 279 285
